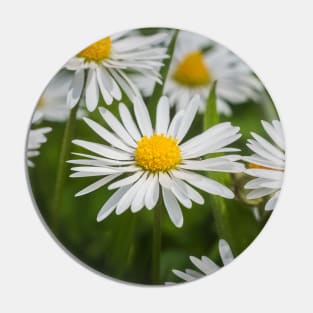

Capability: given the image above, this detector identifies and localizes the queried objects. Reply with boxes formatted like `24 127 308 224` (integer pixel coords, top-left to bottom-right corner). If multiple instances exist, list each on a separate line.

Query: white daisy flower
68 95 244 227
243 120 285 211
167 239 234 283
64 31 169 112
27 119 52 167
33 70 74 123
164 31 263 116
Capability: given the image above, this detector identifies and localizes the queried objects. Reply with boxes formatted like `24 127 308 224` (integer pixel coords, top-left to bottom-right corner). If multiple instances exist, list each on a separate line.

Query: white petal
246 188 275 199
245 169 283 181
118 103 141 141
133 97 153 136
176 95 200 142
83 117 133 153
96 67 113 104
70 152 133 165
131 175 151 212
174 179 204 205
96 186 130 221
145 174 160 210
113 33 168 52
245 177 274 189
162 187 183 228
170 181 192 208
100 67 122 100
99 107 137 147
70 166 124 174
251 132 284 160
190 256 219 275
159 172 173 189
72 139 132 160
247 141 283 164
265 191 280 211
85 69 99 112
109 69 136 101
180 122 233 151
262 120 285 150
218 239 234 266
108 171 143 190
167 110 184 138
115 173 148 214
70 171 111 178
67 69 84 108
75 174 121 197
242 155 284 170
155 96 170 134
172 169 234 199
185 269 204 279
172 270 197 282
64 57 84 70
181 158 245 173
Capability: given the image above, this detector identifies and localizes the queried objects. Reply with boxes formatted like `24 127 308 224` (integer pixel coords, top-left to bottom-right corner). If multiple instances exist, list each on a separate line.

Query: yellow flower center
135 134 181 172
77 37 112 62
173 51 212 87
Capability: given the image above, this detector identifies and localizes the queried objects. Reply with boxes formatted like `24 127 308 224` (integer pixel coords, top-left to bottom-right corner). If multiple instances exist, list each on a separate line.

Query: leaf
203 81 239 252
203 80 218 130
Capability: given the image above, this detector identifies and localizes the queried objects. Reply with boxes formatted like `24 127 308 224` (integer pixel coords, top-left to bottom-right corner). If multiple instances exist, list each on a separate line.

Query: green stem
147 29 179 118
149 30 179 284
152 204 162 284
51 105 78 232
203 82 236 251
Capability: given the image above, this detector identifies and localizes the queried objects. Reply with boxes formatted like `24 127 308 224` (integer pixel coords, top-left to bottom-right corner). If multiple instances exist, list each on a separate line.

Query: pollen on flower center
135 134 181 172
173 51 212 87
77 37 112 62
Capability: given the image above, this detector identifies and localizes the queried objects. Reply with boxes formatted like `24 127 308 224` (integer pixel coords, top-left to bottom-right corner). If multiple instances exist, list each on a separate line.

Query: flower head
167 239 234 284
27 115 52 167
33 70 76 123
69 95 244 227
243 120 285 211
64 31 169 112
164 31 263 116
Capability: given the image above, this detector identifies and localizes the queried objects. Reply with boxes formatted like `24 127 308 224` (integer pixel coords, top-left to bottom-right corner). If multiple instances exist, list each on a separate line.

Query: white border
1 0 312 311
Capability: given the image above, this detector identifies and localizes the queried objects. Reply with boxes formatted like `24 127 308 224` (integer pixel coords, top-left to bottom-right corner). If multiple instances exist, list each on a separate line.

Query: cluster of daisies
27 29 285 282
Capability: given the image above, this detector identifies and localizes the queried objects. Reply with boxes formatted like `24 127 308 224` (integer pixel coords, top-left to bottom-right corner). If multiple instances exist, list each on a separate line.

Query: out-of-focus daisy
27 115 52 167
164 31 263 116
243 120 285 211
167 239 234 283
64 31 169 112
68 95 244 227
33 71 73 123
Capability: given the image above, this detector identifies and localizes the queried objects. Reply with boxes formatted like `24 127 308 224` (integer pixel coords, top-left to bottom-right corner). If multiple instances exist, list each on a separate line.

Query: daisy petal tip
96 214 104 222
224 189 235 199
98 107 107 115
175 219 184 228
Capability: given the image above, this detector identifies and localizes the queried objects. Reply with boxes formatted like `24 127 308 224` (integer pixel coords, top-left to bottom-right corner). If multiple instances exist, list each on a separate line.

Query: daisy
164 31 263 116
26 115 52 167
243 120 285 211
33 70 74 122
68 95 244 227
64 31 169 112
167 239 234 283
